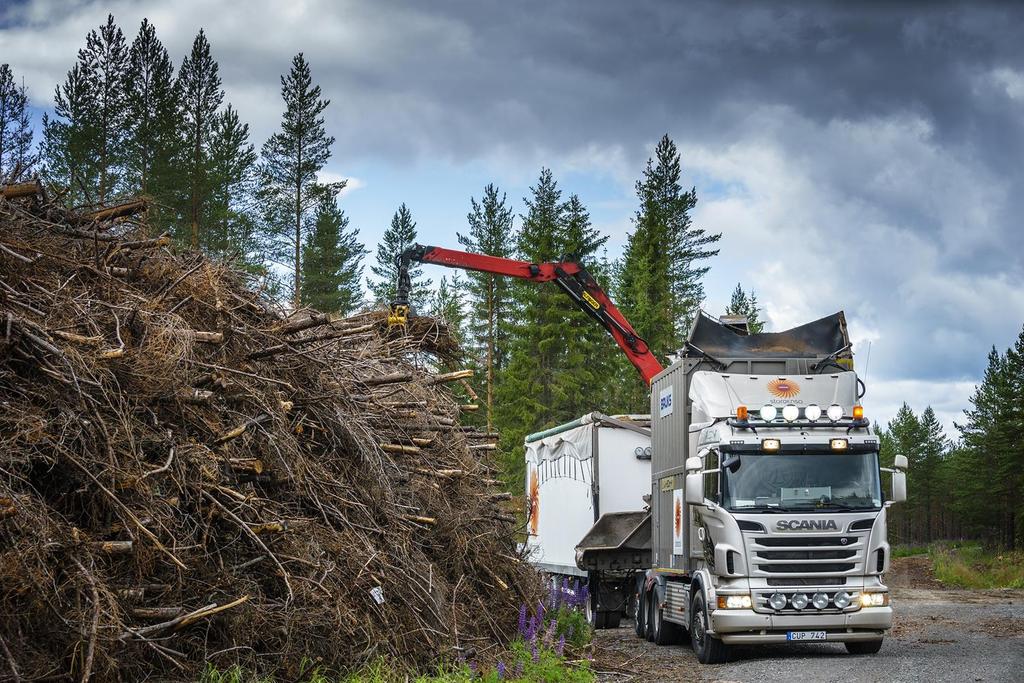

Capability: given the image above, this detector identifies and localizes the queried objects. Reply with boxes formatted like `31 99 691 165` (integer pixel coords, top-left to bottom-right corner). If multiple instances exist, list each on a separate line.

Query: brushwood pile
0 181 541 681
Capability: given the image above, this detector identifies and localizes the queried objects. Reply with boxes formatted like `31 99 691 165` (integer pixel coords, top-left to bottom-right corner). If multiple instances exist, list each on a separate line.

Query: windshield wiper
730 505 785 513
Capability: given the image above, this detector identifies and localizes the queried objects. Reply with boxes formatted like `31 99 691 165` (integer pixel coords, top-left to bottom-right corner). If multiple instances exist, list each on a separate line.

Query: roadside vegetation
200 591 595 683
927 542 1024 589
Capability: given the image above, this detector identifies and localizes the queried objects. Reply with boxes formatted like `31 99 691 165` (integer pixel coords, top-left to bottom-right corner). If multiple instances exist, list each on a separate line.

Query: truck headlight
790 593 809 610
860 592 889 607
805 404 822 421
769 592 788 610
811 592 829 609
833 591 852 608
782 405 799 422
760 405 777 421
717 594 752 609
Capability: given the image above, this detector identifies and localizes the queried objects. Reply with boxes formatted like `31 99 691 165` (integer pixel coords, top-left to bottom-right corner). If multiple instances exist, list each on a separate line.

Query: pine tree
42 14 129 204
177 30 224 249
260 53 339 308
725 283 765 333
615 135 720 411
917 407 948 541
301 194 367 315
370 203 431 308
458 183 516 429
123 18 180 220
207 105 258 265
0 63 35 181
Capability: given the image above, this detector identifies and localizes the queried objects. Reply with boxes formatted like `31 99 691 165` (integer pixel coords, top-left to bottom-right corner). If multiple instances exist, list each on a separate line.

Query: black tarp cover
685 311 850 359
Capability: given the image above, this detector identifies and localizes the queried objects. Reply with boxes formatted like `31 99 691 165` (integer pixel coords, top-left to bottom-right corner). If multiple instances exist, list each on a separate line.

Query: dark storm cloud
2 0 1022 416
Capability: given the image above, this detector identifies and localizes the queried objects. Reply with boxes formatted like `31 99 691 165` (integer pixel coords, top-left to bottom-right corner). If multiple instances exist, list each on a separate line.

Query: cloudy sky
2 0 1023 434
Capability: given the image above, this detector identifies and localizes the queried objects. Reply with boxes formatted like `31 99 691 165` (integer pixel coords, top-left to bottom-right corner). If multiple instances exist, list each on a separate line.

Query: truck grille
746 534 867 579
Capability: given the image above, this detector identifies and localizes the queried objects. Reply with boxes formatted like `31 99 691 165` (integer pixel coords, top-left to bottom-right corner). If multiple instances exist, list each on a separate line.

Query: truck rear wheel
649 590 680 645
690 593 728 664
633 588 647 639
845 639 884 655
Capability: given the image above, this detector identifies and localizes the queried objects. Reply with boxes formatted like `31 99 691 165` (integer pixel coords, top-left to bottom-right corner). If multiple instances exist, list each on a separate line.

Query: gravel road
591 557 1024 683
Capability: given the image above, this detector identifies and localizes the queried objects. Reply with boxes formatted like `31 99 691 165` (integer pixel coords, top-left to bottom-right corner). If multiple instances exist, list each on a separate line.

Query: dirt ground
590 556 1024 682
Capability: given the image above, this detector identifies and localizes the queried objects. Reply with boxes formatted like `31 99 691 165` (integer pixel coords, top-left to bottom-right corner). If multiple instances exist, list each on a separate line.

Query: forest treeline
2 15 1019 550
877 328 1024 550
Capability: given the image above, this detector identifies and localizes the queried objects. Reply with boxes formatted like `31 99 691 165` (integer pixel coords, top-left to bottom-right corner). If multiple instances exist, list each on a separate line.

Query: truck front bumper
711 607 892 644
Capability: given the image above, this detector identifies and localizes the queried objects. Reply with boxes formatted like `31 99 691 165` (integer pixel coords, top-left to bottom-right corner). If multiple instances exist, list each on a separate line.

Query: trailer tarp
686 311 850 359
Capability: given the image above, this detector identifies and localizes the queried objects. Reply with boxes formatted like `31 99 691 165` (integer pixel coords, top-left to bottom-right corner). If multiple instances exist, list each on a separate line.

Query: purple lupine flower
514 659 524 677
557 635 566 656
536 600 545 627
531 641 540 663
578 584 590 610
468 660 477 678
497 661 506 680
517 603 528 637
543 618 556 647
524 614 537 641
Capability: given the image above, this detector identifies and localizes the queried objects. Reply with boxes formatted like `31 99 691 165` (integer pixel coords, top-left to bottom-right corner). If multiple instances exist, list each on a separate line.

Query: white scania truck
385 244 906 664
576 312 908 663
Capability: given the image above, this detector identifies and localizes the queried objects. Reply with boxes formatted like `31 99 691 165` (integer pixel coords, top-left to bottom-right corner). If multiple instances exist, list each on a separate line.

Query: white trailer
524 412 651 626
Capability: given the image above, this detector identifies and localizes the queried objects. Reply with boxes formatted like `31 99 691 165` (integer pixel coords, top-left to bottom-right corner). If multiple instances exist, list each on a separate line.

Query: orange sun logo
767 378 800 398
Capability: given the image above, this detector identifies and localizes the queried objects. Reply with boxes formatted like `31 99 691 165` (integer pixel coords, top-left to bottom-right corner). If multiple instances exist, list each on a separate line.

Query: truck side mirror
684 455 705 504
891 471 906 504
894 454 908 470
685 473 704 504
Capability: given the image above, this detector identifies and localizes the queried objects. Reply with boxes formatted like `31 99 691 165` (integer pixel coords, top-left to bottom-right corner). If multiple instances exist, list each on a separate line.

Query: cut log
380 443 420 455
90 540 134 554
227 458 264 475
178 388 214 404
249 521 285 535
1 180 42 200
273 312 332 335
402 514 437 526
468 443 497 451
458 404 479 412
426 369 474 385
193 331 224 344
50 330 102 345
488 492 513 501
82 199 147 222
362 372 412 387
213 414 270 447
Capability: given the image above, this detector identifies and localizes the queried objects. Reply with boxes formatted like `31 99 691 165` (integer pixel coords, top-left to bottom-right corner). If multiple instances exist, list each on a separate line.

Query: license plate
787 631 826 641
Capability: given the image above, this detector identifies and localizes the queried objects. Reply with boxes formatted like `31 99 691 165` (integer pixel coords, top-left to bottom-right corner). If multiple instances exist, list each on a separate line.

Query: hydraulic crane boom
389 244 664 385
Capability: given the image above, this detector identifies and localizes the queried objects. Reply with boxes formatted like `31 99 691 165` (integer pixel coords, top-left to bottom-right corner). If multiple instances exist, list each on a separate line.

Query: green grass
928 541 1024 589
891 545 929 558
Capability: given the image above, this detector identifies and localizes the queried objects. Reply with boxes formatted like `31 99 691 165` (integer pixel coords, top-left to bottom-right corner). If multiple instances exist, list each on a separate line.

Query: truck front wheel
690 593 728 664
845 639 884 655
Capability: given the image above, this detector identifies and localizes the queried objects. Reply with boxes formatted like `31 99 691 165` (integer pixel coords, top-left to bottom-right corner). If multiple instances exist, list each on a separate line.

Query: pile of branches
0 181 541 681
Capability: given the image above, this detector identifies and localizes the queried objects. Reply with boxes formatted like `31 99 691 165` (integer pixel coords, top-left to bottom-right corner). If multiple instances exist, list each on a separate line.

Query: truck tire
633 589 647 639
690 593 728 664
649 590 679 645
845 639 884 655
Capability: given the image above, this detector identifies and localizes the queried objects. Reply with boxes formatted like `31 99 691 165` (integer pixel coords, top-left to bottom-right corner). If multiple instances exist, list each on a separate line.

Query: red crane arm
391 244 664 386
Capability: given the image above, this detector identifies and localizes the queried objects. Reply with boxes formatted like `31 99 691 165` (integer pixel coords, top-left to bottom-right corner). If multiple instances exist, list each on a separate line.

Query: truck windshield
722 451 882 511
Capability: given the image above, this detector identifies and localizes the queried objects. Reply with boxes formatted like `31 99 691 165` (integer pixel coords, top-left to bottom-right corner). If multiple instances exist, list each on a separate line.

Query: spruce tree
370 203 431 308
124 18 180 221
725 283 765 333
0 64 35 181
207 105 258 264
177 30 224 249
458 183 516 429
42 14 129 204
620 134 720 357
301 194 367 315
917 406 948 542
260 53 339 308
